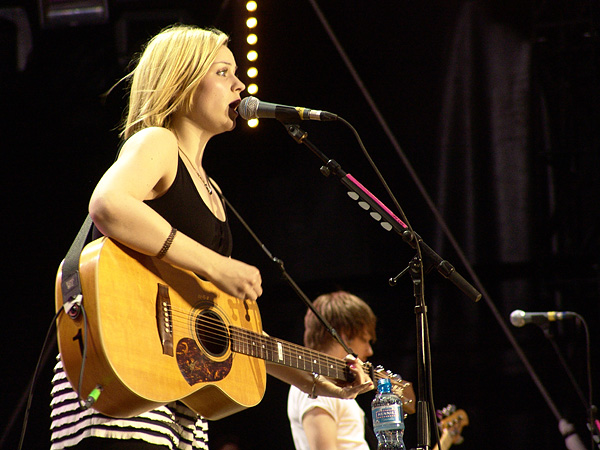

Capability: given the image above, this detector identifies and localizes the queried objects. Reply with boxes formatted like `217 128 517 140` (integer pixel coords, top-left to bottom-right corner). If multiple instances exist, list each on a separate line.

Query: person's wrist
308 373 320 399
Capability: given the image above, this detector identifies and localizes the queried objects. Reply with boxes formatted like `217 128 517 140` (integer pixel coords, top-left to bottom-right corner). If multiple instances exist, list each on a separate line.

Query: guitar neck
438 430 454 450
230 326 352 381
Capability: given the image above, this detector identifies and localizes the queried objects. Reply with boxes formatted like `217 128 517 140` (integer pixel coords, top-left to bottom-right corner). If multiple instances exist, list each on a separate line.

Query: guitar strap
60 142 123 317
60 214 94 318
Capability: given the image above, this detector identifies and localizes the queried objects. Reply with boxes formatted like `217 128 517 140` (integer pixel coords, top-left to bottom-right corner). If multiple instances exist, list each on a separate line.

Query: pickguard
176 338 233 386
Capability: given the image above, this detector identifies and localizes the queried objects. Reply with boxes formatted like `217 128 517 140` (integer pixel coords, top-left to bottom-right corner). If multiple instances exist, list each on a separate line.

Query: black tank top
144 156 233 257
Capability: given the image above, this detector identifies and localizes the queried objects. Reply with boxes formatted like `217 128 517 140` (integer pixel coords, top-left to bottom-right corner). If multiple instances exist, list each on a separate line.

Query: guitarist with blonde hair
50 24 372 450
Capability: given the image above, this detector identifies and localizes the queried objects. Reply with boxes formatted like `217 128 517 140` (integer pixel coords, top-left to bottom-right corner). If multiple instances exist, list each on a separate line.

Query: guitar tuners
374 365 402 382
437 404 457 419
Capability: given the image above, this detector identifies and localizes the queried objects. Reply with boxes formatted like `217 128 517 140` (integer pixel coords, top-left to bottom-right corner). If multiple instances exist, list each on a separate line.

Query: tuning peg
442 404 456 416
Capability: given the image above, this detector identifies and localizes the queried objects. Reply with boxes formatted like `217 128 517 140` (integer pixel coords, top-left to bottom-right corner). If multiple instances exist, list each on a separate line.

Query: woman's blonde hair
120 24 229 139
304 291 377 352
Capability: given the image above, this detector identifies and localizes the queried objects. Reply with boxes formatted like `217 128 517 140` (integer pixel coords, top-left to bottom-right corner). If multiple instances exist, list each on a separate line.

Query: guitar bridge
156 283 174 356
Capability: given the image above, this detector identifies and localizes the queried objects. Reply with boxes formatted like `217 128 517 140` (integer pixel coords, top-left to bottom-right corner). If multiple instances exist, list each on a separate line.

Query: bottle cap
377 377 392 393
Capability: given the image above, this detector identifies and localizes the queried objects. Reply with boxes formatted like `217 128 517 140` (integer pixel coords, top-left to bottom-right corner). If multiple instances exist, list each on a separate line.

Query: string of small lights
244 1 259 128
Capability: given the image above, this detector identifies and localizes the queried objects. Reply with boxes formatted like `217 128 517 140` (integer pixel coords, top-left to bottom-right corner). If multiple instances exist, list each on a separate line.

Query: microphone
238 96 338 122
510 309 577 327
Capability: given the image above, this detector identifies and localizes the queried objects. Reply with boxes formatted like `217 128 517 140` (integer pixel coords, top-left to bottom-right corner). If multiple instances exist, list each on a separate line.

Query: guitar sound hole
195 310 229 357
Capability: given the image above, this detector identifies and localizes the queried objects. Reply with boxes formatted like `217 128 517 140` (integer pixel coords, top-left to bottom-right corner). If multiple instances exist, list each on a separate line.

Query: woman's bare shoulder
125 127 177 149
120 127 178 161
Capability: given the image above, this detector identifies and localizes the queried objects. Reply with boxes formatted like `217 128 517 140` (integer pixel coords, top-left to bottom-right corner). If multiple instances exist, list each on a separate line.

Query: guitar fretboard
229 326 351 381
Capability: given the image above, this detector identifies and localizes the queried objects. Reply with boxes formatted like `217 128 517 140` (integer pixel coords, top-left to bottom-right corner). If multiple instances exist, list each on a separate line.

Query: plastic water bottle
371 378 406 449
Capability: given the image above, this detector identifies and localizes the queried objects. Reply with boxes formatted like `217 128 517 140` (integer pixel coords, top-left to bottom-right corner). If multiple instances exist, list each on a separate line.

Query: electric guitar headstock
364 363 416 415
437 404 469 447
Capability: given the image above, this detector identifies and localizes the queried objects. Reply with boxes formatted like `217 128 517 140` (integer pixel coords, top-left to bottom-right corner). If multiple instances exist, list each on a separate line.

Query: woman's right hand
210 256 263 301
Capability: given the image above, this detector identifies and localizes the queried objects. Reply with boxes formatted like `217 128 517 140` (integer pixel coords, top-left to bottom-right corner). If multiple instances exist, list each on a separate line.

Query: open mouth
229 99 241 116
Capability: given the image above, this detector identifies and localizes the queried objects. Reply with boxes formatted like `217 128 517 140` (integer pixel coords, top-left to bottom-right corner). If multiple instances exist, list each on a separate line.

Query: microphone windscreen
239 96 259 120
509 310 525 327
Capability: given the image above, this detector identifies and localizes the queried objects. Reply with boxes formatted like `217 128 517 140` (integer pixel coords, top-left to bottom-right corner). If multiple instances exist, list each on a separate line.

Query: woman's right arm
88 127 262 301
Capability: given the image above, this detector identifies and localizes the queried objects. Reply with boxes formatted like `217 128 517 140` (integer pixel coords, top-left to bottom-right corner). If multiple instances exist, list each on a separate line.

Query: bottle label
372 405 405 432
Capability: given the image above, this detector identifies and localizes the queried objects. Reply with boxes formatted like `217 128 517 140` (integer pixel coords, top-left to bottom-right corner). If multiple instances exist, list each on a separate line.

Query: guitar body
55 237 266 420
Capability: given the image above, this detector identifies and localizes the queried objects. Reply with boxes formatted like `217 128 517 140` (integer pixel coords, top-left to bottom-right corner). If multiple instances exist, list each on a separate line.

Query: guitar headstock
437 404 469 445
378 368 411 395
366 364 415 414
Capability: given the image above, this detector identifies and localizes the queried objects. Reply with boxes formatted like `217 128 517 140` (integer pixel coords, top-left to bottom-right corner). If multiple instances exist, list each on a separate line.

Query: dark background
1 1 599 449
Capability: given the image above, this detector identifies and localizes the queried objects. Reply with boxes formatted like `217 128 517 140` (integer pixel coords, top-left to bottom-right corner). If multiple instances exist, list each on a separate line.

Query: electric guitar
55 237 413 420
436 405 469 450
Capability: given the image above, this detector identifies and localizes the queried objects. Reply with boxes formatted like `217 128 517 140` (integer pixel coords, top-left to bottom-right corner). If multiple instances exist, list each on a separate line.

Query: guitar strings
162 304 414 404
163 305 350 376
167 307 412 385
165 306 390 377
201 314 348 375
231 326 349 376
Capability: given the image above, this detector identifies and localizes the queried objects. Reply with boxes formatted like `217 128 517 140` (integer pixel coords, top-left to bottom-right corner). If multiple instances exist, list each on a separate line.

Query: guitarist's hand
209 256 263 301
319 355 374 399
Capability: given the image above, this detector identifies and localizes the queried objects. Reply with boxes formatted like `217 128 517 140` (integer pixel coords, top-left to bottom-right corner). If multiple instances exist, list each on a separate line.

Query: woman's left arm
266 355 373 399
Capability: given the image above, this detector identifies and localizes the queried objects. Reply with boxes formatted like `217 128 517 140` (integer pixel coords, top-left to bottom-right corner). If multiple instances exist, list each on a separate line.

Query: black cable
11 295 92 450
15 308 63 450
221 194 355 358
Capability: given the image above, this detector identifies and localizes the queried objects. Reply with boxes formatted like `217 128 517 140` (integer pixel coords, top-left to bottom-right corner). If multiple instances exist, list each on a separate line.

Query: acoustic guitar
55 237 412 420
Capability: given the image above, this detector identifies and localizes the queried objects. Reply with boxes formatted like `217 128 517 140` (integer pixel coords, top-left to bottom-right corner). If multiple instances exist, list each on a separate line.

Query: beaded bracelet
157 227 177 259
308 373 320 399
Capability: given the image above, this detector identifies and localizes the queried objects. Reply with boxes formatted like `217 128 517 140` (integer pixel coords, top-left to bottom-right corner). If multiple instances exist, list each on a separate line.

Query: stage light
240 1 260 128
247 67 258 78
247 50 258 62
38 0 108 28
247 33 257 45
246 17 257 29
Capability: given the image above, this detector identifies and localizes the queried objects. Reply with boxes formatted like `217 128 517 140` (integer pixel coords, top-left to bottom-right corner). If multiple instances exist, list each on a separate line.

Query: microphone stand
539 324 589 418
281 122 482 450
539 322 599 449
408 256 434 450
280 124 482 303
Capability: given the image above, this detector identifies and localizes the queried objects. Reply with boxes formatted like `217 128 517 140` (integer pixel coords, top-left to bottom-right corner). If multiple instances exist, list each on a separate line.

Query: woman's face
190 45 246 135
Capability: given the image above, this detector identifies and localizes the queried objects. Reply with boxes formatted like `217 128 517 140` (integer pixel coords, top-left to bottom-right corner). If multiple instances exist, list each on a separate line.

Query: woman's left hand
314 354 374 399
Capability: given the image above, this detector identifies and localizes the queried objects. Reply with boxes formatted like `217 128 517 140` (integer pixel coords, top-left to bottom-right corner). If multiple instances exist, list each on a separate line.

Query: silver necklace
178 148 213 195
